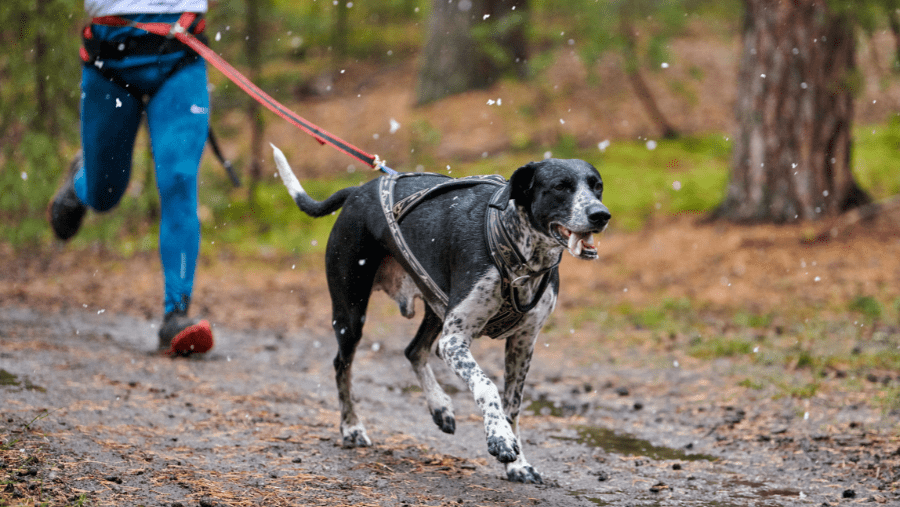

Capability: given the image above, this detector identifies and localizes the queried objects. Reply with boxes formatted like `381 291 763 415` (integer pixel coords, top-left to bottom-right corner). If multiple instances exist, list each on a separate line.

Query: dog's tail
271 143 354 218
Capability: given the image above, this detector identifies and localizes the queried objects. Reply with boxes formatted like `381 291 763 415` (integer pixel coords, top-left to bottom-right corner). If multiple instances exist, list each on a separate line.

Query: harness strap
379 173 451 309
88 15 394 174
485 191 560 313
392 174 506 222
379 174 558 338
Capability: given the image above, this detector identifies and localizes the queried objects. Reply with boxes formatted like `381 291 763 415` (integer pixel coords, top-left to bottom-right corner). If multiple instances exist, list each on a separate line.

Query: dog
271 144 610 483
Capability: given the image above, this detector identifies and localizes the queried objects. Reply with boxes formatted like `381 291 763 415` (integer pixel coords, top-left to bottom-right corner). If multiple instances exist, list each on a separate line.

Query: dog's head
504 158 610 260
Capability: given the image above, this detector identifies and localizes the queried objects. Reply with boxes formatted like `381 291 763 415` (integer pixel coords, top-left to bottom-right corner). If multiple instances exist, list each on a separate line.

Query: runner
49 0 214 356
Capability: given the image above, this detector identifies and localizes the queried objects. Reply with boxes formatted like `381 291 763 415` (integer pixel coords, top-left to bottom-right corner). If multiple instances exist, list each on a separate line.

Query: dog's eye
553 181 571 192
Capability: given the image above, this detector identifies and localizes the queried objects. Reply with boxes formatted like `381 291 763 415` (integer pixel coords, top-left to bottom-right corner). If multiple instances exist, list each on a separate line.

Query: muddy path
2 302 897 507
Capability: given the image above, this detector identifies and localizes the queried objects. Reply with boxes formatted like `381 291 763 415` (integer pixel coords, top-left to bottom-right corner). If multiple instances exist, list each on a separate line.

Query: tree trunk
620 18 679 140
416 0 528 105
245 0 264 200
332 1 349 59
714 0 870 223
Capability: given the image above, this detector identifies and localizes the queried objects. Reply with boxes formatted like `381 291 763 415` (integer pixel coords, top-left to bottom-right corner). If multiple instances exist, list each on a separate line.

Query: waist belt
80 15 207 64
379 173 559 339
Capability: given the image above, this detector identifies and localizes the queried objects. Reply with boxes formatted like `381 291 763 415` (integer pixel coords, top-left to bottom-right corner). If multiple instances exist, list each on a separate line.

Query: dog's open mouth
553 224 599 259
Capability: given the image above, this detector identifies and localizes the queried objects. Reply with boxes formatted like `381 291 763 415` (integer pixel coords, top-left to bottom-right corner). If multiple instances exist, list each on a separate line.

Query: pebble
649 481 669 493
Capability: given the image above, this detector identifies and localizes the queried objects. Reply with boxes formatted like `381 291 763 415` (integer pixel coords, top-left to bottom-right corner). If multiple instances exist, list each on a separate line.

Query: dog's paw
507 464 543 484
431 407 456 434
341 425 372 448
487 435 520 463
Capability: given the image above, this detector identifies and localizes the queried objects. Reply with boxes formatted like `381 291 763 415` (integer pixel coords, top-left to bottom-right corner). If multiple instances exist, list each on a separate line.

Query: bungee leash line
89 12 397 175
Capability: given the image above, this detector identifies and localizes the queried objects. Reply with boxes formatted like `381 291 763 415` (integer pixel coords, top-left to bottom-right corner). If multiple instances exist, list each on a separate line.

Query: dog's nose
586 204 611 227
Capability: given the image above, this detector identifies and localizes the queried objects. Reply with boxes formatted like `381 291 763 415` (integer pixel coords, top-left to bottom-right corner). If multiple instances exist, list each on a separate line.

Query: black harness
379 173 560 339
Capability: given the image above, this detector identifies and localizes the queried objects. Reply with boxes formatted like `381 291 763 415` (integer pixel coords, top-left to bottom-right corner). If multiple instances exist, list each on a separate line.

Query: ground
3 213 900 507
4 25 900 507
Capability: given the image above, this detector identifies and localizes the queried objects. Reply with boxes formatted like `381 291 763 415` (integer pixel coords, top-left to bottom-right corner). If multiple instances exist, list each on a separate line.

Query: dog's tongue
567 231 595 257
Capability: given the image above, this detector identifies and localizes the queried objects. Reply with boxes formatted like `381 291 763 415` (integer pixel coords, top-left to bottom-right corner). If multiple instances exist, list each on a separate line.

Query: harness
379 173 560 339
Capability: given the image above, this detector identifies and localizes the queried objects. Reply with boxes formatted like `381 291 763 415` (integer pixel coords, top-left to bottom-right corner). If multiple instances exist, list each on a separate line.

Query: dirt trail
2 295 898 506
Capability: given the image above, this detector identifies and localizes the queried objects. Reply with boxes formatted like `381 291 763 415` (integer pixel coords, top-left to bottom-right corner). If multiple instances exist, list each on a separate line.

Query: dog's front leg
437 280 521 463
502 328 543 483
438 330 519 463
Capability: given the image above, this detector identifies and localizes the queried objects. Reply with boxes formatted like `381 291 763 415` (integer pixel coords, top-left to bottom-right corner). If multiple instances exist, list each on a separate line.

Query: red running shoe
158 310 214 356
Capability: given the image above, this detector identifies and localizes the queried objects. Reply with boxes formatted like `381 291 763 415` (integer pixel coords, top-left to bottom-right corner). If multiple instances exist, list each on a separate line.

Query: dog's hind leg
327 238 381 448
405 306 455 434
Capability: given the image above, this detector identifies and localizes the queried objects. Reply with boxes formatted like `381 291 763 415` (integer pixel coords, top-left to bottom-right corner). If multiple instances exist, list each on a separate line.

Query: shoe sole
164 319 214 356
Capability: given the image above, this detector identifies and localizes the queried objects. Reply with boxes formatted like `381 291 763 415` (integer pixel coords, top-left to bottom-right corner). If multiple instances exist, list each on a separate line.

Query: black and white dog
272 145 609 484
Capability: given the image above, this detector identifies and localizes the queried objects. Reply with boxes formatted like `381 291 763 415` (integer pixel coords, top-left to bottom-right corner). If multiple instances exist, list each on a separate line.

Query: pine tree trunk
714 0 870 223
245 0 264 200
416 0 528 105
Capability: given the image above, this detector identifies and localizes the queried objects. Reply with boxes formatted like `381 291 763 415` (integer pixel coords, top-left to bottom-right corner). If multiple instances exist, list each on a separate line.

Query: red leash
90 13 396 174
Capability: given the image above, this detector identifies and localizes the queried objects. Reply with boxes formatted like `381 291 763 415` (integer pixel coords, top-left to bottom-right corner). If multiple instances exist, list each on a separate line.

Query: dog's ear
509 161 539 208
492 161 539 210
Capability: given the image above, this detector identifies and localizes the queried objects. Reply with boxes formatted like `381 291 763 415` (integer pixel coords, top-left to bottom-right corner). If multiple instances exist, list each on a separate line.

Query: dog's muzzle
553 203 609 260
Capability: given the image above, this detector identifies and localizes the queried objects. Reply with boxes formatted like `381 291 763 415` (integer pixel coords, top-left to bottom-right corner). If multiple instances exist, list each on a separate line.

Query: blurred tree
0 0 80 148
416 0 528 104
575 0 690 140
332 0 350 59
0 0 81 245
245 0 265 199
714 0 873 222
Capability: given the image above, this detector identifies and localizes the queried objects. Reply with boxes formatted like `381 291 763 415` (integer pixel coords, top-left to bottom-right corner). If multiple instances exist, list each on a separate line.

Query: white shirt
85 0 208 16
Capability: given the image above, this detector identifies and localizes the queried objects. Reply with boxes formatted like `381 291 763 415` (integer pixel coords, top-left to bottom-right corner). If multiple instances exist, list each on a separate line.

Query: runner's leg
75 65 143 211
146 58 209 314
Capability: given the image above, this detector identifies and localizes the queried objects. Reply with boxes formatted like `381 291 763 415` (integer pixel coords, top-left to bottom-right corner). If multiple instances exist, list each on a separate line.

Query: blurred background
4 0 900 250
4 1 900 408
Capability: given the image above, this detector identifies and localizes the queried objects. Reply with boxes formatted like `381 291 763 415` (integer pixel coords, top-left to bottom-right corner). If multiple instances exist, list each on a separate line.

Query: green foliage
593 134 731 231
689 336 754 359
471 10 529 74
849 295 883 322
571 0 693 74
854 117 900 200
0 132 63 246
0 0 81 143
614 298 696 332
201 171 367 255
733 311 773 329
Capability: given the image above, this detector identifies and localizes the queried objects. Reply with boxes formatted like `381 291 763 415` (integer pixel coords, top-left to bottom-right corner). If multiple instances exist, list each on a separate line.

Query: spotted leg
502 328 544 483
437 277 519 464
